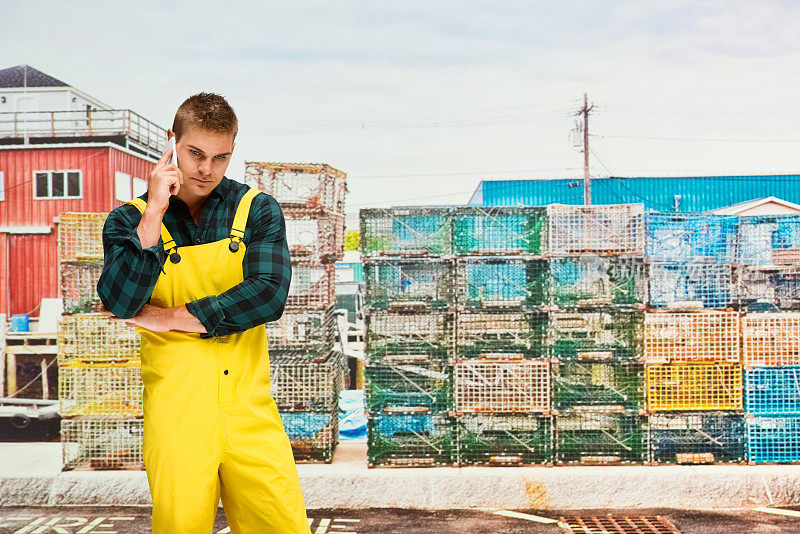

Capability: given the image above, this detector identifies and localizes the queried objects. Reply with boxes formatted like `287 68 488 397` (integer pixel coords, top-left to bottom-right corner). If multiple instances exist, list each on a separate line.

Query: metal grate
365 309 452 364
453 359 550 414
360 207 453 256
646 363 743 411
287 261 336 310
280 410 338 463
645 212 738 263
738 214 800 265
58 314 141 364
547 203 645 256
368 412 455 467
742 313 800 367
644 311 740 364
58 360 143 418
549 256 646 309
455 256 548 309
61 417 144 471
648 262 736 310
452 206 546 256
364 258 454 310
244 162 346 214
554 362 645 413
739 266 800 311
649 412 746 464
455 309 548 360
745 366 800 416
549 311 643 361
747 416 800 463
555 412 647 465
456 413 552 466
270 351 344 412
58 212 107 262
284 208 345 263
559 515 680 534
60 261 103 314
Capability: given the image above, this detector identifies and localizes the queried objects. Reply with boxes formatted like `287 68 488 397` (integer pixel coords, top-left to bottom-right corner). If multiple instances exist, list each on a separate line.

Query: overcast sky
5 1 800 227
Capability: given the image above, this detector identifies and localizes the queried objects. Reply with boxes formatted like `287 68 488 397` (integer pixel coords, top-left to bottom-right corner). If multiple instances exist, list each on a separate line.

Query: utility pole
577 93 594 205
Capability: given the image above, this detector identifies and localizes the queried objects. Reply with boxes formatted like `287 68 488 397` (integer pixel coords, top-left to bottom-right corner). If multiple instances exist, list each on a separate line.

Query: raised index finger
155 145 174 168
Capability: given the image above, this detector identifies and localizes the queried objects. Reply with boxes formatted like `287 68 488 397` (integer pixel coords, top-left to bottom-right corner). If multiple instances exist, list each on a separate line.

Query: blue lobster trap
368 412 455 467
549 256 646 309
738 215 800 265
648 262 735 310
455 257 548 308
745 366 800 416
747 416 800 463
645 212 738 263
280 411 338 463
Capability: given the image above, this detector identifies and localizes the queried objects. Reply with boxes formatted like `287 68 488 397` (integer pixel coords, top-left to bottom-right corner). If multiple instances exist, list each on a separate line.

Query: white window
33 170 82 199
115 171 132 202
0 171 4 201
133 177 147 198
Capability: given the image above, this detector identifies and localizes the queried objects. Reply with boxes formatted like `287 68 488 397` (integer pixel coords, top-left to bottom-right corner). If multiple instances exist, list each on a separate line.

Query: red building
0 65 164 316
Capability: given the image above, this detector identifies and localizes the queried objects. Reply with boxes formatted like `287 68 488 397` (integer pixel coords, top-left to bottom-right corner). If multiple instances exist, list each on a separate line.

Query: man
98 93 310 533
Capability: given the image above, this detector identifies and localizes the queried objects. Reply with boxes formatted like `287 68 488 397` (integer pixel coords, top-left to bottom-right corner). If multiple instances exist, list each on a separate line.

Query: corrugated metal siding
110 146 156 200
473 175 800 211
8 232 58 316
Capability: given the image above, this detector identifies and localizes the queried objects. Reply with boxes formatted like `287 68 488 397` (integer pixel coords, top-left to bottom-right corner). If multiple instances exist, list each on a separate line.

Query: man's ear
167 128 175 140
231 141 236 154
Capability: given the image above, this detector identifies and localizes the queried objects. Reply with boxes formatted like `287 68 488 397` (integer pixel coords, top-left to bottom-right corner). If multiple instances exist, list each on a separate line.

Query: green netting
455 310 548 359
553 362 645 412
549 311 644 361
456 414 552 465
452 207 546 255
365 362 451 414
368 413 455 467
555 412 647 464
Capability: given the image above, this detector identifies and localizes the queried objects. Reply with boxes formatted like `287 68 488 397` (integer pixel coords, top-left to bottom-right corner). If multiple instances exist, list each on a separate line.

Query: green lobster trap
553 361 645 413
360 207 453 256
548 311 643 361
451 206 546 256
455 309 548 360
456 414 552 466
364 258 455 310
365 361 451 415
455 256 549 309
548 256 646 309
365 308 453 364
555 412 647 465
368 412 455 467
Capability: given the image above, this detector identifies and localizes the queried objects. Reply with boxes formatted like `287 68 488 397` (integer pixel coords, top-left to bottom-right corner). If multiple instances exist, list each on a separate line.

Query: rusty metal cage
266 307 335 355
360 207 453 257
365 361 450 414
58 360 143 418
555 412 647 465
365 309 452 364
244 162 346 214
280 410 338 463
287 260 336 311
454 257 548 309
648 262 736 310
364 258 454 310
548 311 643 361
58 314 140 364
742 313 800 367
455 309 548 360
553 361 645 413
738 215 800 266
368 412 455 467
646 363 743 411
456 414 552 466
453 359 550 414
452 206 547 256
269 351 344 412
61 417 143 471
739 266 800 311
549 256 646 309
58 212 107 262
644 311 740 364
60 262 103 314
546 203 645 256
284 208 345 263
645 212 738 263
649 412 746 464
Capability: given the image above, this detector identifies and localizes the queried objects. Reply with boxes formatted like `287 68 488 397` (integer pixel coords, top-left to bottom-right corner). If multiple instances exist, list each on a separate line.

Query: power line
592 134 800 143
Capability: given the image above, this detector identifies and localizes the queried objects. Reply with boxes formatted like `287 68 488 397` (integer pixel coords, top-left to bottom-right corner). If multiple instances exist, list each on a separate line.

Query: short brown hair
172 92 238 141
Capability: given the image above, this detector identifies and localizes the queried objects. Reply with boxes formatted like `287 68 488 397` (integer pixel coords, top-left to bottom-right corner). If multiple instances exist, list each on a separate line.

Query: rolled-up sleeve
97 205 166 319
186 193 292 338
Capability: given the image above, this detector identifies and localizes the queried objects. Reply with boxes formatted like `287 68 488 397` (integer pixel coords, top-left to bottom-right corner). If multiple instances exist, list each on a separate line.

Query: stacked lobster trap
57 213 144 470
546 204 648 465
247 162 348 463
361 207 456 467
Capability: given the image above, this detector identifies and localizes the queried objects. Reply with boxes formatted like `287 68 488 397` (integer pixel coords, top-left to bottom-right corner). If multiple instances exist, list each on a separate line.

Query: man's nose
198 159 212 175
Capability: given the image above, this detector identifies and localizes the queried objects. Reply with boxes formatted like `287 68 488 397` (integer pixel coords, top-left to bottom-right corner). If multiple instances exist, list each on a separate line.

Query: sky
4 1 800 228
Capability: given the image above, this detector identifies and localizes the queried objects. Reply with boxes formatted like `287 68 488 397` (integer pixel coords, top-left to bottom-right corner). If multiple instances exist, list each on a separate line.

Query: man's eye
215 156 228 161
191 150 202 156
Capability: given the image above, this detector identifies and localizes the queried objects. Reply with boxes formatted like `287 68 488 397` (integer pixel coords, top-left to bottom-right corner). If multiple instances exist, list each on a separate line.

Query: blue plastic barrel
10 314 29 333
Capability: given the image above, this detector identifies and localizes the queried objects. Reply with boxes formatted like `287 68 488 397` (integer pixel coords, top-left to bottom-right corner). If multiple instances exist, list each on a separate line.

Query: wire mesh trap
364 258 454 309
284 208 345 262
742 312 800 367
453 359 550 414
549 256 646 309
646 363 743 411
455 414 552 466
553 361 645 413
454 256 548 309
58 360 143 418
645 212 739 263
365 309 453 364
555 412 647 465
58 313 141 364
451 206 547 256
244 162 346 214
747 416 800 463
266 307 335 355
548 311 643 361
547 203 645 256
60 262 103 314
739 266 800 312
649 412 746 464
745 366 800 416
454 309 548 360
58 212 107 262
365 361 451 414
367 412 455 467
648 262 736 310
269 351 344 412
61 417 144 471
280 410 338 463
644 311 741 363
360 207 453 256
738 214 800 266
287 261 336 310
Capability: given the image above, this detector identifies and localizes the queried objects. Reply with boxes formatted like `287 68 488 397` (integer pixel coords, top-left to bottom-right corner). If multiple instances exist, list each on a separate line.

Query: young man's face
174 125 235 200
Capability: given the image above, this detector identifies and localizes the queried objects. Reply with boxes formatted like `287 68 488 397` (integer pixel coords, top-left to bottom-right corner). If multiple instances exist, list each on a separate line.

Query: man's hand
147 145 184 213
100 304 208 334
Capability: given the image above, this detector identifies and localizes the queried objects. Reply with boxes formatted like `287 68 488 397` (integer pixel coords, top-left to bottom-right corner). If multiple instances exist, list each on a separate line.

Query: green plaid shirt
97 177 292 338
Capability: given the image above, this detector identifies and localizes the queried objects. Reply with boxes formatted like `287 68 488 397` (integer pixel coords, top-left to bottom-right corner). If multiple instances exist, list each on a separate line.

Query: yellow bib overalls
129 189 310 534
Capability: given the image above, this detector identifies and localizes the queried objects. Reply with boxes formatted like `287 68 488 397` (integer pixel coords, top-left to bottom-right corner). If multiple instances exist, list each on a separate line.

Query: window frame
32 169 83 200
0 171 4 201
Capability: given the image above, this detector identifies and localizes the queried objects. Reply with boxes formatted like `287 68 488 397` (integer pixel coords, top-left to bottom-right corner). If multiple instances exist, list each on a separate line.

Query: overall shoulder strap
127 199 177 250
230 188 261 240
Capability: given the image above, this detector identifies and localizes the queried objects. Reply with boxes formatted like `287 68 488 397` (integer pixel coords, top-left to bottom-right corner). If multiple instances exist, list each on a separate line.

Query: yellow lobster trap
58 212 108 262
58 360 143 418
646 363 743 411
58 313 140 364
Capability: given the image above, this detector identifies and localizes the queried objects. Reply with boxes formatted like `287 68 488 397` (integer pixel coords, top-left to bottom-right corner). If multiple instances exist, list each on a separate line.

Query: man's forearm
169 305 207 333
137 205 166 249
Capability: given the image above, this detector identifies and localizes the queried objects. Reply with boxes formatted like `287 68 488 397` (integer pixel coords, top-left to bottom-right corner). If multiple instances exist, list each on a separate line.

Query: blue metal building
468 175 800 211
